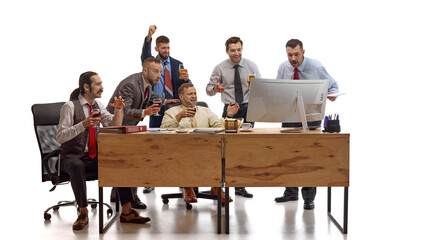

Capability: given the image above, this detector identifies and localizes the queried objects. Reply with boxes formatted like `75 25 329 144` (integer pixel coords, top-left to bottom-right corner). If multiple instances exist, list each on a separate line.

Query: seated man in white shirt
161 83 238 203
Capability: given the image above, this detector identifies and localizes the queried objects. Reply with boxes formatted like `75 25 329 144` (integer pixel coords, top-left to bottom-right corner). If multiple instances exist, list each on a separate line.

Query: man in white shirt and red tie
57 71 151 230
274 39 340 210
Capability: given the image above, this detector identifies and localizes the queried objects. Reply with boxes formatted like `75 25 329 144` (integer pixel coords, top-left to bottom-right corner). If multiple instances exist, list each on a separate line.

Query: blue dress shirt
276 57 339 93
153 58 172 97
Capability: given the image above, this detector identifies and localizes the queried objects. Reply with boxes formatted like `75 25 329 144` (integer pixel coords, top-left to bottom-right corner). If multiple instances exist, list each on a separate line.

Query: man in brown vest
57 71 151 230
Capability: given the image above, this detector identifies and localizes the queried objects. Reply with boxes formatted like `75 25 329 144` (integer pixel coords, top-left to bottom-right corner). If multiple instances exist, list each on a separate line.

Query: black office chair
32 102 113 220
160 101 221 210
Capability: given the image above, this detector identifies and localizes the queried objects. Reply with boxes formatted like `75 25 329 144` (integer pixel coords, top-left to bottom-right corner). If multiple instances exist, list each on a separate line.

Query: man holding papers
275 39 340 210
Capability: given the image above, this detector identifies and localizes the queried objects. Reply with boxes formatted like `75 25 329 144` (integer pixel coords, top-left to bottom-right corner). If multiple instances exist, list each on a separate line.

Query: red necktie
164 66 173 97
85 103 97 159
293 68 299 80
144 87 149 100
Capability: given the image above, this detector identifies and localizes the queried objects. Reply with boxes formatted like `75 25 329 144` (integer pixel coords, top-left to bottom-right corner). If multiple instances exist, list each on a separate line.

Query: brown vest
61 100 99 158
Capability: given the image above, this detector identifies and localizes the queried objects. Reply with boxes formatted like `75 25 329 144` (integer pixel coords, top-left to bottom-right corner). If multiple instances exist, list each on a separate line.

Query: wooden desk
97 129 350 234
98 132 223 187
97 131 224 233
224 128 349 234
225 128 349 187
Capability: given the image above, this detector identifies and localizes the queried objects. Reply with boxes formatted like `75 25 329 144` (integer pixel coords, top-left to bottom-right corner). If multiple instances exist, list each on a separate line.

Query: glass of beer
247 73 256 88
178 64 187 79
188 105 196 122
152 97 162 116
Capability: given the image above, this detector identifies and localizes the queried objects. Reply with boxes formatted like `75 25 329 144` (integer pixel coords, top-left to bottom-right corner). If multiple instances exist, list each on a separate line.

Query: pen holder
325 119 341 133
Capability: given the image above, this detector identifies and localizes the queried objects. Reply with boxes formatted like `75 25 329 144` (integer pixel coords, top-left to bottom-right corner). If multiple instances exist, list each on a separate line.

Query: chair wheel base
44 213 51 220
186 203 192 210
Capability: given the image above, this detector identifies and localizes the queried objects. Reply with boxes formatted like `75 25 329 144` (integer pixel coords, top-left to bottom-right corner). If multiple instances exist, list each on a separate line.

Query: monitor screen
246 78 329 123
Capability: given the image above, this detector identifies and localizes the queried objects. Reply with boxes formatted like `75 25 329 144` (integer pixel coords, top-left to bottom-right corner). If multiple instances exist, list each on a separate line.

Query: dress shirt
160 104 222 128
206 58 261 104
57 94 115 151
276 57 339 93
153 58 172 97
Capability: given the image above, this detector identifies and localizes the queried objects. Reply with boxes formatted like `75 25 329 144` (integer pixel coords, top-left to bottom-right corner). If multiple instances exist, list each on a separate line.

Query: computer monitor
246 78 329 132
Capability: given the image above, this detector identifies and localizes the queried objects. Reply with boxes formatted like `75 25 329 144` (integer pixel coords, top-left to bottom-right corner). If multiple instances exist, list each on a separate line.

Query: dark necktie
234 64 243 104
164 62 173 98
85 103 97 159
293 67 299 80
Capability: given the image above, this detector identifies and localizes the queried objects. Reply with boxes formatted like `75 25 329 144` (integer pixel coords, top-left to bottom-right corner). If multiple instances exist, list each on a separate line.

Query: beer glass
188 105 196 122
179 64 187 79
152 97 162 116
247 73 256 88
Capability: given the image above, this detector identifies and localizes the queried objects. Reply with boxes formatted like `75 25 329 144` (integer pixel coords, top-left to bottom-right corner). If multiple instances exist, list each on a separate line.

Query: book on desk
99 125 147 134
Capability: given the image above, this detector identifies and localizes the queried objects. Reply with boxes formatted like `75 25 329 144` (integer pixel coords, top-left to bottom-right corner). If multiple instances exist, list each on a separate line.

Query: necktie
233 64 243 104
164 63 173 98
143 87 149 101
85 103 97 159
293 68 299 80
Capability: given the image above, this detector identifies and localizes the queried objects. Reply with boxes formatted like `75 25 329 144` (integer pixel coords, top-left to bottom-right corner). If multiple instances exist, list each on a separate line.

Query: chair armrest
42 149 62 185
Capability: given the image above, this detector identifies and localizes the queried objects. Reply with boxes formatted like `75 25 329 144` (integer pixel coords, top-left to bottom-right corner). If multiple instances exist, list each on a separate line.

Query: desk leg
225 187 229 234
99 187 104 233
327 187 349 234
217 187 222 234
98 187 120 234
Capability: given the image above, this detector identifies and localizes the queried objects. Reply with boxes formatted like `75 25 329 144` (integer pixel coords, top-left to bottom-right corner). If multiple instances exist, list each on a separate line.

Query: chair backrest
164 101 210 111
32 102 65 182
196 101 209 108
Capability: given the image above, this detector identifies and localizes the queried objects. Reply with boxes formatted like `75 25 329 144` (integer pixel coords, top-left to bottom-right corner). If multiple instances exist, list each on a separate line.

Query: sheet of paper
327 92 346 97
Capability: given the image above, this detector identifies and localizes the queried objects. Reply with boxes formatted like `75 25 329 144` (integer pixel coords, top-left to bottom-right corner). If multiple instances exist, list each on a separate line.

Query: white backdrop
1 0 426 238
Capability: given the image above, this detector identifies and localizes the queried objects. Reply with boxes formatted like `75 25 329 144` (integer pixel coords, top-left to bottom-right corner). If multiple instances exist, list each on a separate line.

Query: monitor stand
280 95 309 133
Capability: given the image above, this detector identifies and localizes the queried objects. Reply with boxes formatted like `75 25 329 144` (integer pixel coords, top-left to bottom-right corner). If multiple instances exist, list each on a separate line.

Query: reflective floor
6 177 426 240
27 184 353 240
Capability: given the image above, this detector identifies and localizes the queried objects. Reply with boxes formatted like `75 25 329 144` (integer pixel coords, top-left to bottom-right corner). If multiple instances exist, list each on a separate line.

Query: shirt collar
227 58 244 68
296 57 307 71
141 74 150 89
161 57 170 65
78 93 91 106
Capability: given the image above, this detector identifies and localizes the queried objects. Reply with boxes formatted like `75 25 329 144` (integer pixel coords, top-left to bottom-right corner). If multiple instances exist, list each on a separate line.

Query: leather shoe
275 195 299 202
183 187 198 203
131 196 147 209
235 188 253 198
120 209 151 224
210 187 233 203
143 187 155 193
72 212 88 230
304 200 315 210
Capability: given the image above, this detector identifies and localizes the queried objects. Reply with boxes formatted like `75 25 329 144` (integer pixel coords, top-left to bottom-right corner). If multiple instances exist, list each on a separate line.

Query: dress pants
284 187 316 201
222 103 252 192
61 156 134 208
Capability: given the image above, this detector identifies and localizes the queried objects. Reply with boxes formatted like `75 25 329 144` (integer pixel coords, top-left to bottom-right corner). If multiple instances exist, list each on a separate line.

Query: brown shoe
183 187 198 203
120 209 151 224
210 187 233 202
72 213 88 230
